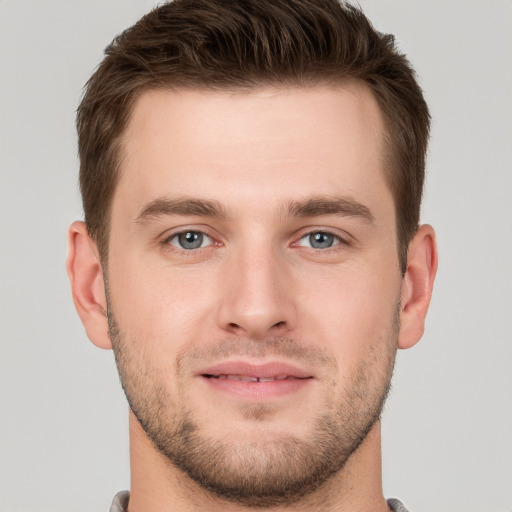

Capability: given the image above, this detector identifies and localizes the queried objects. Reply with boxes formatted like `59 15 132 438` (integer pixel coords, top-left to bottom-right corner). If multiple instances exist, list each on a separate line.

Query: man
66 0 437 510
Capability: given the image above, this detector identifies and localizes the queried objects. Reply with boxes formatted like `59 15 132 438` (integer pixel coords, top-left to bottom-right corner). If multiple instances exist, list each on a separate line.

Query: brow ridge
284 196 374 222
134 195 374 224
135 197 227 223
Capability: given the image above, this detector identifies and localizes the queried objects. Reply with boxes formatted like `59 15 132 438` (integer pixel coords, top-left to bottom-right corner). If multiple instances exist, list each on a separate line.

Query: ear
66 221 112 349
398 224 438 350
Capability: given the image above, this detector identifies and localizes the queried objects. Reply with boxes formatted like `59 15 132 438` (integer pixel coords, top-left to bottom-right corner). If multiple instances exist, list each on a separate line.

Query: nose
215 245 297 339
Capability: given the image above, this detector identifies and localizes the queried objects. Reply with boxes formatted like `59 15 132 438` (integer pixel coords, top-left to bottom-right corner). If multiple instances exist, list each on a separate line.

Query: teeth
226 374 258 382
258 375 289 382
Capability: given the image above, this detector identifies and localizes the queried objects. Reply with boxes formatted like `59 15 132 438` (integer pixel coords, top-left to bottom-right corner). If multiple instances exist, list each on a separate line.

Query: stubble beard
107 302 398 508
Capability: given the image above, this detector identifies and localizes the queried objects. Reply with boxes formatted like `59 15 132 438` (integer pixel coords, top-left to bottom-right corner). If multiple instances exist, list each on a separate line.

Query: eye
296 231 342 249
167 230 213 250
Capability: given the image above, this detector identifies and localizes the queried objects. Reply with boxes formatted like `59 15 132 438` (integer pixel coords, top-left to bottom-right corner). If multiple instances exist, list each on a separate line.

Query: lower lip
200 376 312 400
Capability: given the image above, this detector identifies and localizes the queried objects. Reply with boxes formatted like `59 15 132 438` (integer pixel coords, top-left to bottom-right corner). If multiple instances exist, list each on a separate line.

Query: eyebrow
134 195 374 224
283 196 375 222
135 197 228 223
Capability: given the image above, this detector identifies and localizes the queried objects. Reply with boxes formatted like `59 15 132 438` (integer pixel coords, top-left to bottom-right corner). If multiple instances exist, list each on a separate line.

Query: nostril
221 317 290 338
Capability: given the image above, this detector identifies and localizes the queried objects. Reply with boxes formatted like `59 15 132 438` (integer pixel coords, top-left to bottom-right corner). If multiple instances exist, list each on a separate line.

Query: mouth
198 362 314 399
203 374 309 382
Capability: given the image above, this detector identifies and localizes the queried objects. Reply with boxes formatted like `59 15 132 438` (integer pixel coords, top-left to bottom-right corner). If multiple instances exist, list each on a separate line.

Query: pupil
310 232 333 249
179 231 203 249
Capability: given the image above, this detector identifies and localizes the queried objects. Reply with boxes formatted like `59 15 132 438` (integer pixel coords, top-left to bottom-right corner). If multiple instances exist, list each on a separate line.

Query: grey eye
169 231 212 250
297 232 340 249
309 232 335 249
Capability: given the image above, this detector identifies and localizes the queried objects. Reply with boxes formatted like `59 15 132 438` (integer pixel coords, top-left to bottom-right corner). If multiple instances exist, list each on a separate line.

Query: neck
126 412 389 512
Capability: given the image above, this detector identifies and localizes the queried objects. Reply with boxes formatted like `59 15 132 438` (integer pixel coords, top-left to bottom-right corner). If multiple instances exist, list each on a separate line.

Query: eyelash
292 230 351 251
162 228 218 252
160 228 351 253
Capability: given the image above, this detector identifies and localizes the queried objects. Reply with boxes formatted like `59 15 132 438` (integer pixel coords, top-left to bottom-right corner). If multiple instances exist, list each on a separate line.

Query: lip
197 361 314 400
199 361 313 379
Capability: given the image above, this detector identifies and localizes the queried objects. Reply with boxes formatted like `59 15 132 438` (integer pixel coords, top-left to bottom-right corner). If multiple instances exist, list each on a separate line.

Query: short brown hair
77 0 430 273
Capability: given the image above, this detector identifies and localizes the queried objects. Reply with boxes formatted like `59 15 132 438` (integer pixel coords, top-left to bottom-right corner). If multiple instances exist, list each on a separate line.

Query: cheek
296 262 400 367
107 258 218 351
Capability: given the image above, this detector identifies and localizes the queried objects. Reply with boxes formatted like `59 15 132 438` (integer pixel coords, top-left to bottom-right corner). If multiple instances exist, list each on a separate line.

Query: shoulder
387 497 412 512
109 491 130 512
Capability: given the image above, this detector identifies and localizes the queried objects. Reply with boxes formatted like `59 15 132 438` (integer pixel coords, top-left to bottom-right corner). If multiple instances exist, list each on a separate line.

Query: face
107 84 402 506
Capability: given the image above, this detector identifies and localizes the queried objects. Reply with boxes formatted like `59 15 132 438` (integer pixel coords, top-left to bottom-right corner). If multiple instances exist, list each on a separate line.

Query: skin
67 83 437 511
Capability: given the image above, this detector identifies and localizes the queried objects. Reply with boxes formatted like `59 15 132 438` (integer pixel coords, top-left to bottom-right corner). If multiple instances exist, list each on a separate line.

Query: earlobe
66 221 112 350
398 224 438 350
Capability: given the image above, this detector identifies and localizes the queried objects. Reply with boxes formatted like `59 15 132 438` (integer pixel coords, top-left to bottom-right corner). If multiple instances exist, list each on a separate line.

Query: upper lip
198 361 314 380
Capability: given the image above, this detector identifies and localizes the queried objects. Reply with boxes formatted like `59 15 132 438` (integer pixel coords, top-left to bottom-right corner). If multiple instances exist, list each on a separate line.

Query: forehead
115 84 391 220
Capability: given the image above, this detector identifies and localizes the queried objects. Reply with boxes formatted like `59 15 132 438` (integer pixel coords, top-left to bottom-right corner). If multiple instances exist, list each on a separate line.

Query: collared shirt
109 491 411 511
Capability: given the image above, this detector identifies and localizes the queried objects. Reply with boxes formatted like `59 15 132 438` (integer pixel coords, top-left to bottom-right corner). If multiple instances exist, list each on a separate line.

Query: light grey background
1 1 511 511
